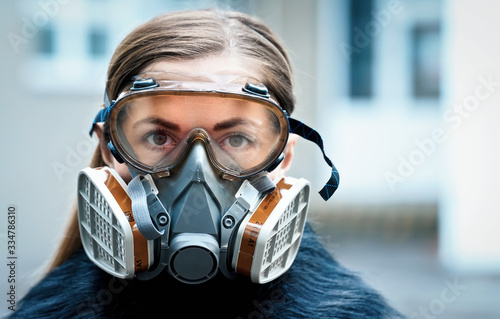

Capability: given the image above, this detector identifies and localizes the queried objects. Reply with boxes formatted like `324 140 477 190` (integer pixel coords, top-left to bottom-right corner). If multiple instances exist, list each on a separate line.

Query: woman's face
101 55 296 182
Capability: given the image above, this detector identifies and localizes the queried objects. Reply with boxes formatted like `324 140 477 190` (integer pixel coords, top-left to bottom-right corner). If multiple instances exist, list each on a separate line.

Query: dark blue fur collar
11 225 404 318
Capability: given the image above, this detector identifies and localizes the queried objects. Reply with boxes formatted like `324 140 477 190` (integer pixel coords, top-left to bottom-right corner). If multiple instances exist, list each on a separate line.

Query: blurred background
1 0 499 318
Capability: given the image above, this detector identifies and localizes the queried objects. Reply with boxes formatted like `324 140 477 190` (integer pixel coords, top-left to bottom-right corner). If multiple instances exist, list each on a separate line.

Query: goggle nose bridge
152 128 242 180
150 129 212 178
185 128 211 145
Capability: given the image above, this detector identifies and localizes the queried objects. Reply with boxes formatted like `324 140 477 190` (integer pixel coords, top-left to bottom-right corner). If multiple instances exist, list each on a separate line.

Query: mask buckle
219 180 261 279
128 174 170 240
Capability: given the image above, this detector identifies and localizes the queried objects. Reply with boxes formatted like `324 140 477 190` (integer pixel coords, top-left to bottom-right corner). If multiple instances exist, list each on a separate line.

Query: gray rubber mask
78 139 311 284
127 140 247 283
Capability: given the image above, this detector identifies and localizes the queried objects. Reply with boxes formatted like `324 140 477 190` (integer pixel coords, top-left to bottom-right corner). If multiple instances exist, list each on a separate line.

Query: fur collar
11 225 404 318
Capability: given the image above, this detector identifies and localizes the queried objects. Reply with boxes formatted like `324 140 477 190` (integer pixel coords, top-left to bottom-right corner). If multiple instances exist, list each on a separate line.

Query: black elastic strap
288 118 340 201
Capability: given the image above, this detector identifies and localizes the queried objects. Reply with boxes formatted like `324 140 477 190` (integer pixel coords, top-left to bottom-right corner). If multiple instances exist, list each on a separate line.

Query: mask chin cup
77 167 153 279
232 176 310 284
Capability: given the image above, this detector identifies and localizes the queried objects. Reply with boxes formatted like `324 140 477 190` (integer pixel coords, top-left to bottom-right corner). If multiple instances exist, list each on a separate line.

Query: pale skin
94 55 298 183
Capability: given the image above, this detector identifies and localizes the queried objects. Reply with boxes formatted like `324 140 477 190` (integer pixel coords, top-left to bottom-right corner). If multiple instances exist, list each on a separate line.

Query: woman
12 9 403 318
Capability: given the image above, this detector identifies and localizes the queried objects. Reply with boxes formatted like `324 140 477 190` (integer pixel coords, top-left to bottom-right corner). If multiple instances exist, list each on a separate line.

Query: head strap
89 104 112 136
288 118 340 201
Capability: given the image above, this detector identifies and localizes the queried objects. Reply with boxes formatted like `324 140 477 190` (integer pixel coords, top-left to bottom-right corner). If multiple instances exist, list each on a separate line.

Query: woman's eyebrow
213 118 253 131
133 117 181 131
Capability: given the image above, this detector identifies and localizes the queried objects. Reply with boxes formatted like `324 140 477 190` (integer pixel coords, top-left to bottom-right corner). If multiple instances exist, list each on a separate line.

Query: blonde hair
48 8 295 272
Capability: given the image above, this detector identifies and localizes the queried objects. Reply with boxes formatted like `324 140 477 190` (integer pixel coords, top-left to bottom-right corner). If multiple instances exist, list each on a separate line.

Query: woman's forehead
142 55 262 82
124 95 270 132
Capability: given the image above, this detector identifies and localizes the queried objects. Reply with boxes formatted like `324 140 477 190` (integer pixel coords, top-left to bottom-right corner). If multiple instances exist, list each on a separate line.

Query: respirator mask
77 72 339 284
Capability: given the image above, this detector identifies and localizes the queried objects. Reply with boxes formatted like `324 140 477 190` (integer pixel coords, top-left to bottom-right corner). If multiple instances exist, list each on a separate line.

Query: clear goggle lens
109 92 288 177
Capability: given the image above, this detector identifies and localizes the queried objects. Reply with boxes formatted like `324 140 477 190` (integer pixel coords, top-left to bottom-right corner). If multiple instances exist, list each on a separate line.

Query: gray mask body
129 141 246 283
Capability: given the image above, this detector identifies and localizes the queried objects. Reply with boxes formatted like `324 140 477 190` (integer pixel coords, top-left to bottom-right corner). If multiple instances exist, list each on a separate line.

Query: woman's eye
145 131 172 146
222 134 252 148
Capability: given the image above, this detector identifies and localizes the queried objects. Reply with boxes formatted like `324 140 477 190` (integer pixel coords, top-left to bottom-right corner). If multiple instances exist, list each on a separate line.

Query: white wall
439 0 500 273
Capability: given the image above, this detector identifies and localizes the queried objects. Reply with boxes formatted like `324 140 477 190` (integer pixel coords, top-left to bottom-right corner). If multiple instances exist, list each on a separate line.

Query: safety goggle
90 72 340 200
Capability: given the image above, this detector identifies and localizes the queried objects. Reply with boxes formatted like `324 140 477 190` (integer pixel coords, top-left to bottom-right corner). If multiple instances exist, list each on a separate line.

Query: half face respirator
78 72 339 284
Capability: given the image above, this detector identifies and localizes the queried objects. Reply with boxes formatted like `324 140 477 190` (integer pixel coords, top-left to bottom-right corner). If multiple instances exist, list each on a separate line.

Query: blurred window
349 0 373 98
36 26 55 55
88 27 108 57
411 24 441 99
